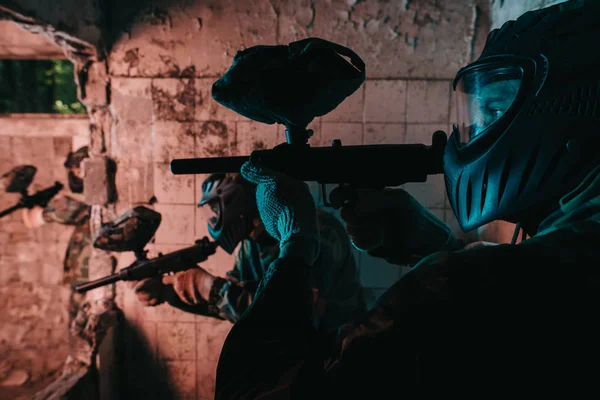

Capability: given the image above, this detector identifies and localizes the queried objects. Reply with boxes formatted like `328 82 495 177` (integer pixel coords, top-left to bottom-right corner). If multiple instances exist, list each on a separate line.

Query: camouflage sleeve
313 212 367 330
42 195 89 225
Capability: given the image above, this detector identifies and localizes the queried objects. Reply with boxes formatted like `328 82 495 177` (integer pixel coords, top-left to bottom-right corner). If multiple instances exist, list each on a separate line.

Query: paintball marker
74 206 218 293
0 165 64 219
169 37 447 207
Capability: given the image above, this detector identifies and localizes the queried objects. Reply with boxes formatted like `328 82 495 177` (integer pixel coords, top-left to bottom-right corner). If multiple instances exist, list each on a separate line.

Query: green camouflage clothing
210 210 366 332
42 194 91 319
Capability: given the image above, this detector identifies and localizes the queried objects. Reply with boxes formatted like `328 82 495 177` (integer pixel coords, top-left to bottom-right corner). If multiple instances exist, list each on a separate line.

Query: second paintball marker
169 37 447 206
0 165 64 219
74 206 218 293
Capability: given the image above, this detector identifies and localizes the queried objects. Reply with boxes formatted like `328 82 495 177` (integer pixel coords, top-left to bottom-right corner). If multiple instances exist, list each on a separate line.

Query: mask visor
454 64 523 144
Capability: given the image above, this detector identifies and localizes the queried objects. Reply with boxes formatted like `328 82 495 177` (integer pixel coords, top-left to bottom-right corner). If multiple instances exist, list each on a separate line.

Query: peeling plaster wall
107 0 489 79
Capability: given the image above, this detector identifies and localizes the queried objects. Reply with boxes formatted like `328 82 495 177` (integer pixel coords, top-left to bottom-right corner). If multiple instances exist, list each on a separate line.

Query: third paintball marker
74 206 218 293
0 165 63 219
169 38 447 206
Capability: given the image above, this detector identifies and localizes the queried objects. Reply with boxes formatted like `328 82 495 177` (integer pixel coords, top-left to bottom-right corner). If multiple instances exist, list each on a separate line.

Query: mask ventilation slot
498 154 512 206
455 171 463 221
537 146 565 188
517 143 540 197
466 177 473 221
529 81 600 117
481 166 489 215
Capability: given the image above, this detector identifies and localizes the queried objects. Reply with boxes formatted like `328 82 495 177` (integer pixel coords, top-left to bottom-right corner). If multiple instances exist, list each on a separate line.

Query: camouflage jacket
209 210 367 331
43 194 91 288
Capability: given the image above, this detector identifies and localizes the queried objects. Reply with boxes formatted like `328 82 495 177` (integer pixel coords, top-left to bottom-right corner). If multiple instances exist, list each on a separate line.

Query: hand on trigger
130 277 166 307
330 187 455 263
331 188 409 252
162 267 212 306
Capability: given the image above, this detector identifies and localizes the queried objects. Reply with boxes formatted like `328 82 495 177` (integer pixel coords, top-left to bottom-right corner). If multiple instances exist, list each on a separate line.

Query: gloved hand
130 277 166 307
330 187 459 264
241 160 320 266
162 267 212 306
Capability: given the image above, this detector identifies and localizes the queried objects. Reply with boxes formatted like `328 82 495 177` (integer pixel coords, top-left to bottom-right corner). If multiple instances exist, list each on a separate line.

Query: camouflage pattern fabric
42 194 91 320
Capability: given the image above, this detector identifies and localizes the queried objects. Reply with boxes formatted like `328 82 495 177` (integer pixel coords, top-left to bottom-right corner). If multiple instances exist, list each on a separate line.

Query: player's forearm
21 206 45 228
198 272 216 301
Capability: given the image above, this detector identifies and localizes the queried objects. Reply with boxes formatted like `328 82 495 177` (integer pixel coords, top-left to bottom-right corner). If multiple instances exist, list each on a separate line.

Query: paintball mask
64 146 89 193
198 174 257 254
444 0 600 232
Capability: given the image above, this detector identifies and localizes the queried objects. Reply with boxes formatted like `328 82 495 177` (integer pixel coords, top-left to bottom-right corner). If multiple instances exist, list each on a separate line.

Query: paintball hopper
212 37 365 143
93 206 161 252
1 165 36 193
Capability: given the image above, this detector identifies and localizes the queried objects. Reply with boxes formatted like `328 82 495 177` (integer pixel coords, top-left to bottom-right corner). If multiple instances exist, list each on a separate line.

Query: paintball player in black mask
214 1 600 397
131 173 366 332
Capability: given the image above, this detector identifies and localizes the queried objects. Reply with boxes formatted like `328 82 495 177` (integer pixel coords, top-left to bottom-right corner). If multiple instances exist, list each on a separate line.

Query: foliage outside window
0 59 86 114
